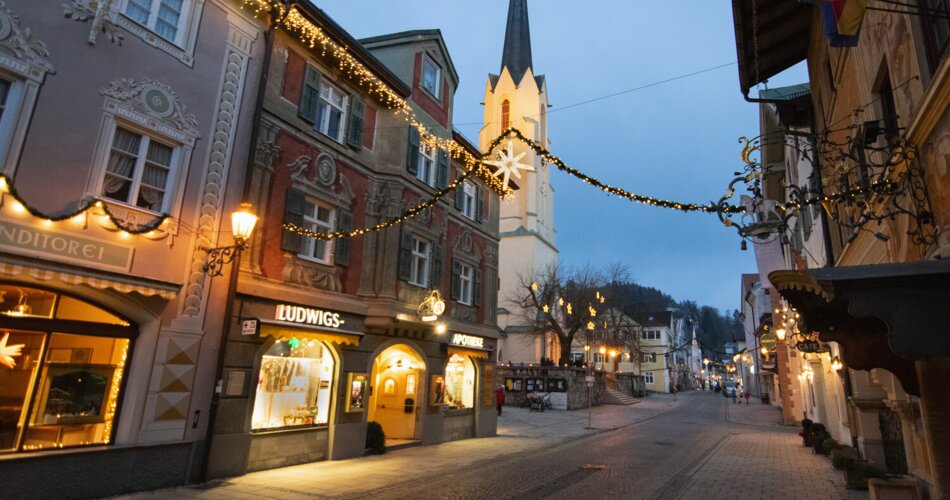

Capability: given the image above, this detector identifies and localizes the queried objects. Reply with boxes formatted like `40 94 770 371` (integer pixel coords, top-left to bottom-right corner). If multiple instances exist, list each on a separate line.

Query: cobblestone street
120 392 865 499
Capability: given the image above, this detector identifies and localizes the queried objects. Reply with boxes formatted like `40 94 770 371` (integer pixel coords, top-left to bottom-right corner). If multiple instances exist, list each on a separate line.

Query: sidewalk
119 393 695 500
723 397 786 428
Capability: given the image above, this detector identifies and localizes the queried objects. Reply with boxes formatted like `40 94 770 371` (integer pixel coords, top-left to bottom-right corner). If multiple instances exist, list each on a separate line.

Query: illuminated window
252 339 334 431
501 100 510 130
443 354 475 409
0 285 132 453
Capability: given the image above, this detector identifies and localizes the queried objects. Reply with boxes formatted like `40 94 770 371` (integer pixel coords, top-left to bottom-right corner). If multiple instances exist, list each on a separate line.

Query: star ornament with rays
485 140 534 192
0 332 25 369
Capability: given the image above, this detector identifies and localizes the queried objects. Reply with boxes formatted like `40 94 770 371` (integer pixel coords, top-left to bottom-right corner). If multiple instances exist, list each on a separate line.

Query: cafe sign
796 339 825 353
449 333 490 350
0 217 133 271
275 304 345 329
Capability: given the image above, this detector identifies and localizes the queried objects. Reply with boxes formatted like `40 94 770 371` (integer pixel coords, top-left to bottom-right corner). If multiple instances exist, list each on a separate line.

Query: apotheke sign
275 304 344 329
449 333 490 350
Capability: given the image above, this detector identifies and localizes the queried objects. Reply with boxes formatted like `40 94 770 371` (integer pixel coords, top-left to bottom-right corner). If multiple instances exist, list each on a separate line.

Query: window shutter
346 98 365 149
298 65 321 124
397 231 412 281
474 267 482 307
450 259 461 301
455 178 465 212
431 243 443 289
335 209 353 266
282 188 306 254
436 149 449 189
406 128 420 175
475 185 484 223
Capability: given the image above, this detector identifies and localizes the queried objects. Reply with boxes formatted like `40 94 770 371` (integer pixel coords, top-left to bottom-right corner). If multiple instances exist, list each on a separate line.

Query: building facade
0 1 264 497
733 1 950 496
204 4 505 478
488 0 560 365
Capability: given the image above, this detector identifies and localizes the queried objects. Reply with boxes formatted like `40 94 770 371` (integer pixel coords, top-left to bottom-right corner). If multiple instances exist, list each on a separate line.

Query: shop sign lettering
275 304 344 329
449 333 485 349
0 217 132 271
796 340 824 353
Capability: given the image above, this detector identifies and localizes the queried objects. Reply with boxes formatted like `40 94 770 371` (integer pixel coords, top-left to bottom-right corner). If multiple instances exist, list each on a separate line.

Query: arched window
501 100 510 130
443 354 476 409
252 338 334 430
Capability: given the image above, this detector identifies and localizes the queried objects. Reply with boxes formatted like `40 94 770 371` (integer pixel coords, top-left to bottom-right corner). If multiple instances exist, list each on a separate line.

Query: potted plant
799 419 814 447
831 446 857 470
821 436 838 456
365 421 386 455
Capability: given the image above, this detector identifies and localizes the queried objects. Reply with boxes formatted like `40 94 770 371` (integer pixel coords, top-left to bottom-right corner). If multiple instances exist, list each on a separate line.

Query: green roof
758 83 810 101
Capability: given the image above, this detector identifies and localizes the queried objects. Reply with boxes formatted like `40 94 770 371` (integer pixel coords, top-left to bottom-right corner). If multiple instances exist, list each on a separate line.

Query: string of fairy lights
0 1 907 246
0 174 169 235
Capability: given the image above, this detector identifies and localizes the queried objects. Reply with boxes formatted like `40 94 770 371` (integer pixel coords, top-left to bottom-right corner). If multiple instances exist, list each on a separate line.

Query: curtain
102 129 141 198
156 0 183 41
125 0 152 24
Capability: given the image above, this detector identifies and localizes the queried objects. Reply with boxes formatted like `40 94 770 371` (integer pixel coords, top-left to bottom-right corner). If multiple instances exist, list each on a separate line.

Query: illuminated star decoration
484 140 534 192
288 336 301 350
0 332 25 369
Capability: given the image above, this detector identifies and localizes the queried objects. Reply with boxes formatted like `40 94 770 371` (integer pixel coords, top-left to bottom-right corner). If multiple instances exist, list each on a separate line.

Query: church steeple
500 0 533 85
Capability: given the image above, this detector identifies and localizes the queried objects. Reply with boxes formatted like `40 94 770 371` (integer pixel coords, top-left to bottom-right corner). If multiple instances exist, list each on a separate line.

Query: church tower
481 0 559 362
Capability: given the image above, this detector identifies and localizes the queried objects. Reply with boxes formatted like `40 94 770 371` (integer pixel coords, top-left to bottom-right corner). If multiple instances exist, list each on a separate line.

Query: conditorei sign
0 216 133 271
448 333 491 350
275 304 345 329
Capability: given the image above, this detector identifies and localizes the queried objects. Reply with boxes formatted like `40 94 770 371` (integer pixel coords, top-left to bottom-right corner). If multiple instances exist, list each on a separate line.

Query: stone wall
443 410 475 441
497 366 606 410
616 373 647 397
247 428 329 472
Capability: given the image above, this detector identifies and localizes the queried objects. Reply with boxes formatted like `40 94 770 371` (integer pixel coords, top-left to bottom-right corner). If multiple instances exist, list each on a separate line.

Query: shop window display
252 338 334 430
443 354 475 409
0 285 132 454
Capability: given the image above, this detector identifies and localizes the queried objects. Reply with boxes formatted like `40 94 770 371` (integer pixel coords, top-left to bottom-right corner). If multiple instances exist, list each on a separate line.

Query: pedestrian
496 384 505 416
731 390 737 404
744 391 750 405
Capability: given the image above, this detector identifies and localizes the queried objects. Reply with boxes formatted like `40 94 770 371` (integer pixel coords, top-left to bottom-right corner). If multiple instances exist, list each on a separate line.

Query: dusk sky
319 1 807 312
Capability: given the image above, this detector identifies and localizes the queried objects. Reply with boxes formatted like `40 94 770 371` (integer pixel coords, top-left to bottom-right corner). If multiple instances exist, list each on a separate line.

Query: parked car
722 381 738 398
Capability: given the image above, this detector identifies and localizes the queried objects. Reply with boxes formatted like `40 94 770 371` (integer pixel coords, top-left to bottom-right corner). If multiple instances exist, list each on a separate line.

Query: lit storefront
0 284 134 454
439 332 493 441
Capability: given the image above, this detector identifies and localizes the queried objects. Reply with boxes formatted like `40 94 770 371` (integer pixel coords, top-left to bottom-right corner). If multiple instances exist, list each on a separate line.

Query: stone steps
603 387 641 406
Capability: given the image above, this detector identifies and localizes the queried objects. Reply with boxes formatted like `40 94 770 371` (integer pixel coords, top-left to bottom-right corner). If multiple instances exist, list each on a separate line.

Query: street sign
585 375 595 383
241 318 259 336
586 381 594 387
760 333 777 350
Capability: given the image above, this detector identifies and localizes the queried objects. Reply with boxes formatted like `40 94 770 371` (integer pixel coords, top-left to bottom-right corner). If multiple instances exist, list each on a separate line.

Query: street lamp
202 203 258 277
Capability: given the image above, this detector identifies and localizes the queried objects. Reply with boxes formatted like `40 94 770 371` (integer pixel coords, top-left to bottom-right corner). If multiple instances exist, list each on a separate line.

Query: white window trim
644 372 655 385
409 236 430 288
114 0 206 66
421 54 442 100
101 126 180 213
90 120 187 216
316 80 348 143
0 5 55 176
416 142 435 186
461 180 476 220
297 198 335 265
458 262 474 305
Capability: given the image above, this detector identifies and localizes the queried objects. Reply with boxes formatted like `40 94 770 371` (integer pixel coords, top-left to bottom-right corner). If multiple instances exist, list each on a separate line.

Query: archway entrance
368 345 425 442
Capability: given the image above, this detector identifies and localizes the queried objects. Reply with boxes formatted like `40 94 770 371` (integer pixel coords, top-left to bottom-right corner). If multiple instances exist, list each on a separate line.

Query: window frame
117 0 205 65
315 80 348 143
461 180 477 220
421 54 442 100
644 371 655 385
409 236 431 288
921 0 950 72
96 123 182 215
458 262 474 305
297 197 336 265
416 142 436 186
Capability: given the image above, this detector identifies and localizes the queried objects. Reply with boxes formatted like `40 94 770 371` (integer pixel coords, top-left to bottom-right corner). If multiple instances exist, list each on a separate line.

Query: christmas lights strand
241 0 509 196
284 168 479 240
0 174 169 235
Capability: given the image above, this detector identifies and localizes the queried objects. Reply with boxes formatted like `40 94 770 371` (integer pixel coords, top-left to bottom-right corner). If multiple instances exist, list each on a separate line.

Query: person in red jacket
496 385 505 416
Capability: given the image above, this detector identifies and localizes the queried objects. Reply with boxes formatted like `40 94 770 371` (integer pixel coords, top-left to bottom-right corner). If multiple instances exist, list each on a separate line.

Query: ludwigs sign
449 333 490 350
275 304 344 329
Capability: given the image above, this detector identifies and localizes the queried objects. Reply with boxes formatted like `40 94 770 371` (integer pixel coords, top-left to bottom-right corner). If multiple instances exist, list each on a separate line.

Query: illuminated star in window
484 140 534 191
0 332 25 369
288 336 301 349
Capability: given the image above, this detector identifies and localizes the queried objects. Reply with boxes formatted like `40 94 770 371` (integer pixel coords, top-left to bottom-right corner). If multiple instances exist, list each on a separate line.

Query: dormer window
422 55 442 98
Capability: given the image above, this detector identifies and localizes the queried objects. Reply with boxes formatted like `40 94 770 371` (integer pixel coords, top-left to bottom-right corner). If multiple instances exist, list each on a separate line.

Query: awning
0 255 180 299
259 318 362 346
732 0 813 96
448 346 491 361
770 259 950 396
